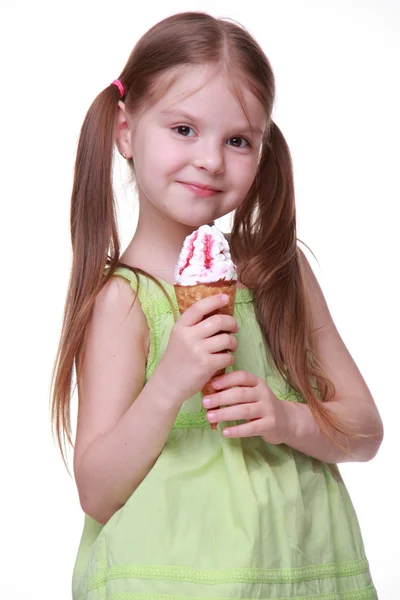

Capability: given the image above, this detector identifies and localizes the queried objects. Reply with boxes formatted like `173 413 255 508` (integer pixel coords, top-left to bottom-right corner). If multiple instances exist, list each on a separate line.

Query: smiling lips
178 181 222 197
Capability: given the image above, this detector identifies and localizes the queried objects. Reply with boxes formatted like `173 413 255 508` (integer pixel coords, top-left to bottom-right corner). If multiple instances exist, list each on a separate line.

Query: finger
222 419 267 438
203 385 254 408
199 314 239 338
211 370 259 391
178 294 230 327
207 402 260 424
211 352 236 372
205 332 238 354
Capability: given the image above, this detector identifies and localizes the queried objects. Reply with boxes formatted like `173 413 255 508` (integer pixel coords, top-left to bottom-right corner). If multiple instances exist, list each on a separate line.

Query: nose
192 140 225 175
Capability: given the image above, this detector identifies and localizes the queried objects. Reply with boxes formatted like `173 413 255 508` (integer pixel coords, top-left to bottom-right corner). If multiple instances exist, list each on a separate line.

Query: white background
1 0 399 598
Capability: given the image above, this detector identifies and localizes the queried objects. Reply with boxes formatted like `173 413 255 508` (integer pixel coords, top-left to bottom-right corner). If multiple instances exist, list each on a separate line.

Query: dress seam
105 589 376 600
85 558 370 590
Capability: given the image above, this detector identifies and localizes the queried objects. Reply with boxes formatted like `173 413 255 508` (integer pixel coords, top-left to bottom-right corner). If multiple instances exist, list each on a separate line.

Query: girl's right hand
155 294 239 406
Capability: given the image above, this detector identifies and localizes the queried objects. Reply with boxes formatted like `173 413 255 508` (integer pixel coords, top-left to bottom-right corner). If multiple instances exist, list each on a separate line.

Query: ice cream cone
174 225 238 431
174 280 236 316
174 280 236 430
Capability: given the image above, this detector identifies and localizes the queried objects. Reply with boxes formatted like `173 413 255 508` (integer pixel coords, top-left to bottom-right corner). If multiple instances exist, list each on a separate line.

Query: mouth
177 181 223 192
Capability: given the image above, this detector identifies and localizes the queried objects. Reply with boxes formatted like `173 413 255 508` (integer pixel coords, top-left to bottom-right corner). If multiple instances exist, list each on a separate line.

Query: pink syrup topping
179 231 198 276
203 234 214 270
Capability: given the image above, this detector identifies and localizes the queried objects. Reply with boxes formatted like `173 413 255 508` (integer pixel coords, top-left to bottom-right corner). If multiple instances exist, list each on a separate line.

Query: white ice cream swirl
174 225 237 285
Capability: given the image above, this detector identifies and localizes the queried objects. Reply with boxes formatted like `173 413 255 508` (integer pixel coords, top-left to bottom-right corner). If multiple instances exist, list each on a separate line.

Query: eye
173 125 195 137
227 136 251 148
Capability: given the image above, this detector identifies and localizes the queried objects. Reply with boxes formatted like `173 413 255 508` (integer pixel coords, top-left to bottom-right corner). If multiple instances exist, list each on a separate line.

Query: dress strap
107 266 177 314
105 266 177 380
107 265 140 292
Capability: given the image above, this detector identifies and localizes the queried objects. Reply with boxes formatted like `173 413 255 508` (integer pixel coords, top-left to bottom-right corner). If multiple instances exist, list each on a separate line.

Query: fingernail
221 294 229 302
212 380 222 389
203 397 212 407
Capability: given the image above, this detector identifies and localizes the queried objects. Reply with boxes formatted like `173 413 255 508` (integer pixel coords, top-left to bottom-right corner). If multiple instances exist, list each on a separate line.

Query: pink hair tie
111 79 125 98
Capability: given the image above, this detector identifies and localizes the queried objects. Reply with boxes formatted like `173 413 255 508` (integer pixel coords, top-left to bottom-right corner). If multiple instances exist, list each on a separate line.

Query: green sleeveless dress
72 268 377 600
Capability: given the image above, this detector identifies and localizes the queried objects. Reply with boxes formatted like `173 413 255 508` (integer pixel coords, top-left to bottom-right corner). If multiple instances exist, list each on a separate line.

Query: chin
169 212 218 228
180 217 213 228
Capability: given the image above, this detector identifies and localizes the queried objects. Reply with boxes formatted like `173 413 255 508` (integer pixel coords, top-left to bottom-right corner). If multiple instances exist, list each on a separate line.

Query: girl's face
119 64 266 228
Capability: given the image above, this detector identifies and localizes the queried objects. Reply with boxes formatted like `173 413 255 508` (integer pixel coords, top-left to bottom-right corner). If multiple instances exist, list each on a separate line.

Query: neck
121 197 215 284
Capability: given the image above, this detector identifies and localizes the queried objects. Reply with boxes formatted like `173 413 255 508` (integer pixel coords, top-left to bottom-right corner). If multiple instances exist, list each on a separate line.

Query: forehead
143 64 267 130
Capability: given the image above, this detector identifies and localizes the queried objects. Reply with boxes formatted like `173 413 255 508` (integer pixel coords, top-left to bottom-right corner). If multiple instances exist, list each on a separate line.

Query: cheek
150 137 187 175
232 158 258 191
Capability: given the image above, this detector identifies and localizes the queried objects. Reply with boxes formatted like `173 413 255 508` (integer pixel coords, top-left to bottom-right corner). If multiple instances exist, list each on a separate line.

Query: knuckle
270 412 278 428
182 329 192 347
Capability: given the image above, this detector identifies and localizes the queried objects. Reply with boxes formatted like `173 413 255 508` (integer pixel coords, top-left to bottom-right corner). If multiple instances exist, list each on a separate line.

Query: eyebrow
160 108 265 136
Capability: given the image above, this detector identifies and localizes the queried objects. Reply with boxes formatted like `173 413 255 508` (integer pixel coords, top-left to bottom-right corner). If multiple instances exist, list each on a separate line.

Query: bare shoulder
73 274 149 474
96 273 146 318
90 274 149 355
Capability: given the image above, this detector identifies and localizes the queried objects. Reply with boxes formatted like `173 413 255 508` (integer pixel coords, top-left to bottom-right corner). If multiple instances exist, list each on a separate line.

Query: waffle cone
174 280 236 316
174 280 237 431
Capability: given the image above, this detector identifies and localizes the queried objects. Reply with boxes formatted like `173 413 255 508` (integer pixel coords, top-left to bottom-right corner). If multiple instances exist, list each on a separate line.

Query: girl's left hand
202 370 292 444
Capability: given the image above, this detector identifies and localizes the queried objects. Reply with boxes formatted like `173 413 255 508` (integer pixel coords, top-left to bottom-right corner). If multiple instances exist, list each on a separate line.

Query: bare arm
73 277 237 524
73 277 182 524
282 248 384 463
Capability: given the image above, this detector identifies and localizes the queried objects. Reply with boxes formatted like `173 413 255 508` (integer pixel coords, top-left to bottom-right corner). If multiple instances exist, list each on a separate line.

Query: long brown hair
51 11 358 466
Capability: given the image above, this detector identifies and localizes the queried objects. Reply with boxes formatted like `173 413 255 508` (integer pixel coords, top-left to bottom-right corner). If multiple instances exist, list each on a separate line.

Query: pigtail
50 84 124 466
232 121 355 451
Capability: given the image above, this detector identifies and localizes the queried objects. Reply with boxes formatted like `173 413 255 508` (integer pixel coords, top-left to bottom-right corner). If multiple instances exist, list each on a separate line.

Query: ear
115 100 132 159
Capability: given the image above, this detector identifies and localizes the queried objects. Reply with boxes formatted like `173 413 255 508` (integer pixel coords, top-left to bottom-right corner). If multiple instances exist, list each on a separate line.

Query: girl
51 12 383 600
